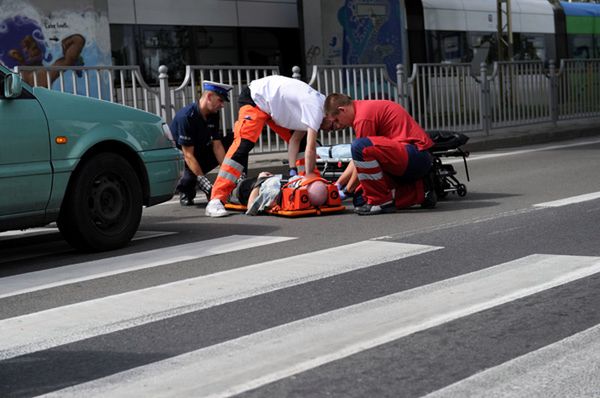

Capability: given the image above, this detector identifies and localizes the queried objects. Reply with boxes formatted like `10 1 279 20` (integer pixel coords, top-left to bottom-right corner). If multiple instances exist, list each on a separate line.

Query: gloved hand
336 182 346 200
197 175 213 196
288 167 298 178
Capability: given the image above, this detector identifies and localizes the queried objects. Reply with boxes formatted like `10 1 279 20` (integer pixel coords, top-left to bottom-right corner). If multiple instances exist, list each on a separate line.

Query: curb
464 120 600 152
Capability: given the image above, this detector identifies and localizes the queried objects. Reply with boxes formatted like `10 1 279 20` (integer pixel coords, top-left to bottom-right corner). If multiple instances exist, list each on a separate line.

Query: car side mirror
3 73 23 99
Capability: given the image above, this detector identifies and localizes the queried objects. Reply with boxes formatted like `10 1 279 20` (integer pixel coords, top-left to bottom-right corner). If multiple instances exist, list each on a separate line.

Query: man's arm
303 128 318 177
288 130 305 169
337 160 356 188
181 145 204 176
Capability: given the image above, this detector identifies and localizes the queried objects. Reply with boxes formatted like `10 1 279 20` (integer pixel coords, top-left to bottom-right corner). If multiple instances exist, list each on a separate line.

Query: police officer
171 80 233 206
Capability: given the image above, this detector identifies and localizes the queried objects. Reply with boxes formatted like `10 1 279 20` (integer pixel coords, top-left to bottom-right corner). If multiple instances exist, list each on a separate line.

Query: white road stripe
424 323 600 398
0 235 295 299
41 254 600 398
1 241 439 360
0 227 58 238
534 191 600 208
445 137 600 164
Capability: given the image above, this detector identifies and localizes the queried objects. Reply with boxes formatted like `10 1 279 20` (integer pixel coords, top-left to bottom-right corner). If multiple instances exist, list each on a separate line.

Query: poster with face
0 0 111 97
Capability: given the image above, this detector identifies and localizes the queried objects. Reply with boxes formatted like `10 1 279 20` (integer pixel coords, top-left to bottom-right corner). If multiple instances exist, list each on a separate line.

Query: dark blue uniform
170 102 226 200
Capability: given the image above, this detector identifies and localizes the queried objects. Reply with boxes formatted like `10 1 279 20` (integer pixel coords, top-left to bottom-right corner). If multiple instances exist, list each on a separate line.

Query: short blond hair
324 93 352 116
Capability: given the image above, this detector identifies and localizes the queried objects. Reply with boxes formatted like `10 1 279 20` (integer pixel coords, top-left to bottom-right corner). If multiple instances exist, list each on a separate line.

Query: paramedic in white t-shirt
206 75 333 217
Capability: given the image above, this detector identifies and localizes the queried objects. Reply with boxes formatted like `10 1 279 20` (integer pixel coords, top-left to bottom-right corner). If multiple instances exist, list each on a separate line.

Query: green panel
140 148 184 199
566 16 597 35
0 97 52 215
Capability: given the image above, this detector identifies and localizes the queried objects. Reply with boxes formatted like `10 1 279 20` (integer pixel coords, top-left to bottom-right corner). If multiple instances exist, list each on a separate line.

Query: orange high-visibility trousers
211 105 292 203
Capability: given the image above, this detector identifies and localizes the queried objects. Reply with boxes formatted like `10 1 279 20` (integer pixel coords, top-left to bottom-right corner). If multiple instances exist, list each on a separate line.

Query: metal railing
14 65 162 115
167 65 281 153
557 59 600 120
306 64 398 146
14 59 600 152
398 63 482 133
487 61 551 128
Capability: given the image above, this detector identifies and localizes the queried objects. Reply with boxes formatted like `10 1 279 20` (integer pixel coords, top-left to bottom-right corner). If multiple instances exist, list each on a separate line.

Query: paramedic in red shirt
324 93 435 215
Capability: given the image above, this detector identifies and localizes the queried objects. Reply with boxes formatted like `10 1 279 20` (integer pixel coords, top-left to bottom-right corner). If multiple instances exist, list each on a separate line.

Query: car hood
32 87 172 152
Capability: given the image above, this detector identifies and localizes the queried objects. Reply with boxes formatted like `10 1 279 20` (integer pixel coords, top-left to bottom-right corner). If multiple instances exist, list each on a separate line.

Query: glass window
109 24 302 84
426 31 469 63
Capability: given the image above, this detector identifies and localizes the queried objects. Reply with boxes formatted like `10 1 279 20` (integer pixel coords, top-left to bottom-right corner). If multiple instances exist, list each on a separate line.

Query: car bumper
141 148 183 206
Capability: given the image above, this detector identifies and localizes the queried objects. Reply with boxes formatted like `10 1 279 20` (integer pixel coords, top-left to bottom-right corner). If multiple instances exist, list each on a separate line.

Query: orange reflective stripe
212 178 237 203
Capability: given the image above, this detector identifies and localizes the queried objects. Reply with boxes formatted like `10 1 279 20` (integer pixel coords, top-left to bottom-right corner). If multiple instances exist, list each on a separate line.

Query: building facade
0 0 302 84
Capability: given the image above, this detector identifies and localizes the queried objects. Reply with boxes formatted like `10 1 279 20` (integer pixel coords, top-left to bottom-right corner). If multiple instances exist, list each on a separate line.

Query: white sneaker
205 199 229 218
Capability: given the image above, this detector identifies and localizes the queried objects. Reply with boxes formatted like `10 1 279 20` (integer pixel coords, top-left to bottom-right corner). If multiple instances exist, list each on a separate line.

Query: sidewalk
463 117 600 152
246 117 600 172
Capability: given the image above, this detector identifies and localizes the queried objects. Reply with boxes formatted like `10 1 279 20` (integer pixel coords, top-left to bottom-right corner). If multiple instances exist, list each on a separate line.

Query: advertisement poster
0 0 111 97
319 0 404 82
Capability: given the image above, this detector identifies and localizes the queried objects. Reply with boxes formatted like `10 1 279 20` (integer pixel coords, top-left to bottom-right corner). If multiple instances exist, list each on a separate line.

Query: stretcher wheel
457 184 467 197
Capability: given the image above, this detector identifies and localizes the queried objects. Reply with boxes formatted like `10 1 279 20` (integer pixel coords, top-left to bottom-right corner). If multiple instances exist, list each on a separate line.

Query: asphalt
244 117 600 173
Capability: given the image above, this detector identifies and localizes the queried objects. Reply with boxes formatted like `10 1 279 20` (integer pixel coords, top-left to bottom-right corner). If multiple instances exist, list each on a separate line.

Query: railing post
549 60 558 125
292 65 302 80
158 65 173 124
396 63 405 107
479 62 491 136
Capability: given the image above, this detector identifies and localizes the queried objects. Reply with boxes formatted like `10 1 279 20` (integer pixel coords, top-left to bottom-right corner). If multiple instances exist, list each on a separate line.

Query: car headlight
161 123 175 146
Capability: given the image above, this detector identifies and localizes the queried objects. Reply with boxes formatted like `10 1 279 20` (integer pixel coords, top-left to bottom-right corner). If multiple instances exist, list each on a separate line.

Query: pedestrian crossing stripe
0 234 296 299
38 254 600 398
0 241 441 360
424 322 600 398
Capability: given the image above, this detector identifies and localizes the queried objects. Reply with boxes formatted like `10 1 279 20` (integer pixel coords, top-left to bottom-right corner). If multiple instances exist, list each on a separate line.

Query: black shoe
352 189 366 207
421 189 437 209
179 193 195 206
421 171 437 209
354 202 396 216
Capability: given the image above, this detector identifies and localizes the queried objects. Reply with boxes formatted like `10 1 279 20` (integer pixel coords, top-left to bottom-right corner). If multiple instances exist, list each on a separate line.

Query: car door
0 70 52 217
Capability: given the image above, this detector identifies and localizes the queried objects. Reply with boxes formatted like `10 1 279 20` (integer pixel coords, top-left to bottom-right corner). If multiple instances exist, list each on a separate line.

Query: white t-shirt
249 75 324 132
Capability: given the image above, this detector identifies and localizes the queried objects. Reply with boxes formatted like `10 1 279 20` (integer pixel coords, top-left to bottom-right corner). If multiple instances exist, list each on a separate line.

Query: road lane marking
0 227 59 239
534 191 600 208
0 235 295 299
0 241 440 360
445 137 600 164
424 323 600 398
40 254 600 398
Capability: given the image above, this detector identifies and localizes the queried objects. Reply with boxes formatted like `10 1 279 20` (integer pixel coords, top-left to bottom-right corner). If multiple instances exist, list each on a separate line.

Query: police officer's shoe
205 199 229 217
179 193 195 207
354 201 396 216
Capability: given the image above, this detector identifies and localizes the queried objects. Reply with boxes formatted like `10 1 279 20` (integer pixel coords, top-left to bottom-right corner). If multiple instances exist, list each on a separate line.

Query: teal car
0 65 183 251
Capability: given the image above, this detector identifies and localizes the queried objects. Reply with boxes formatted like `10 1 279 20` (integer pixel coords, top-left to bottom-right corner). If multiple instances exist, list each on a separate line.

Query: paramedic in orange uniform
206 75 332 218
324 93 435 215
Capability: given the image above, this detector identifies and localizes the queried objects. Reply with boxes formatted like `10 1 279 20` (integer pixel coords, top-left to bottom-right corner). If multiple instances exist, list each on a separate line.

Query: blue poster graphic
337 0 404 82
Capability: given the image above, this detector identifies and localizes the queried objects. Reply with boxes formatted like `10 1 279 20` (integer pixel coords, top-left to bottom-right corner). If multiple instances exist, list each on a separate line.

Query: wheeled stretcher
315 130 471 199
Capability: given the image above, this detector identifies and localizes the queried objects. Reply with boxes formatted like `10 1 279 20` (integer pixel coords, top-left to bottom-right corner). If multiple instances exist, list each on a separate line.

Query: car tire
58 153 143 251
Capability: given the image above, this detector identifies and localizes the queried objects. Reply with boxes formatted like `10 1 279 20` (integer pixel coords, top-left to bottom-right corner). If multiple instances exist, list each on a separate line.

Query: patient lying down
228 172 329 216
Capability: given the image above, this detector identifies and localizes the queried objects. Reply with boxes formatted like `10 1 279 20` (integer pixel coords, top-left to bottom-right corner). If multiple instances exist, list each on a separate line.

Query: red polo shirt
352 100 433 151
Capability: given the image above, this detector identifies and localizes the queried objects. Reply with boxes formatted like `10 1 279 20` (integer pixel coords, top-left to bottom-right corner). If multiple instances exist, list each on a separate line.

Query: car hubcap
89 174 127 230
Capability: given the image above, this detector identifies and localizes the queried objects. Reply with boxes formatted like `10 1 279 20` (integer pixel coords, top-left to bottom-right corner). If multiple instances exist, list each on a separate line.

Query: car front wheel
58 153 143 251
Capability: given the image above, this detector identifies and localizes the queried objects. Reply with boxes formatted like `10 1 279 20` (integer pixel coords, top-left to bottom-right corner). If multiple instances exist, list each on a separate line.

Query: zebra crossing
424 323 600 397
2 229 600 397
